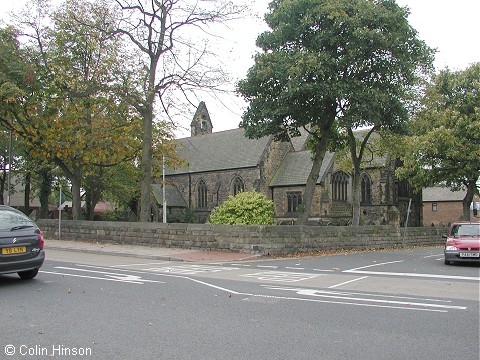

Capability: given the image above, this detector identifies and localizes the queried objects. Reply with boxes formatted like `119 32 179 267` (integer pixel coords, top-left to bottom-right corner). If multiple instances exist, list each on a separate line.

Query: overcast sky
1 0 479 136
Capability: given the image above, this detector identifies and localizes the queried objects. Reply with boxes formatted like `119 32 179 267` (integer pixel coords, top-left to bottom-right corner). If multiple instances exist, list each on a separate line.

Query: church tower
190 101 213 136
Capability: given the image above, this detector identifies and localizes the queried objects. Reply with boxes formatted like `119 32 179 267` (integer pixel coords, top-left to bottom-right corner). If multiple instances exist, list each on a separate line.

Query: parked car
0 205 45 279
443 222 480 265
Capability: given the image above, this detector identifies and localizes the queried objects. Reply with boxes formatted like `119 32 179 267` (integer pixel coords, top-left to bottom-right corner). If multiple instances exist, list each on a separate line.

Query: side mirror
442 234 448 239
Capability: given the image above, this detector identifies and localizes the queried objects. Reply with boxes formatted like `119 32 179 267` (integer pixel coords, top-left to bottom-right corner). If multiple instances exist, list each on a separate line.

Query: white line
113 262 170 267
329 276 369 289
257 265 278 269
423 254 444 258
344 269 480 281
345 260 404 272
40 271 144 284
313 269 335 272
54 266 165 283
285 267 305 270
261 286 467 311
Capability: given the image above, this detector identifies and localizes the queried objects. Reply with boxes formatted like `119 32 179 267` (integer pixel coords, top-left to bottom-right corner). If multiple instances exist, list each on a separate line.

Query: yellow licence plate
1 246 27 255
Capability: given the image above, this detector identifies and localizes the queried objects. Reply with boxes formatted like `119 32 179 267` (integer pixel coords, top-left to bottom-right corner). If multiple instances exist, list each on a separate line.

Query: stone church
153 102 421 226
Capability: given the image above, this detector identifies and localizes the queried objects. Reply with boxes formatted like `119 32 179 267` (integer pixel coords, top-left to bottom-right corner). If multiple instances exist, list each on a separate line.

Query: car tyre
18 268 39 280
444 258 451 265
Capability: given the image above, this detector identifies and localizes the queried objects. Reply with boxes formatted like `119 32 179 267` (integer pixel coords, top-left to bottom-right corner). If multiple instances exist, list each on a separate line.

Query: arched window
233 177 245 196
197 180 208 209
332 171 349 202
361 174 372 205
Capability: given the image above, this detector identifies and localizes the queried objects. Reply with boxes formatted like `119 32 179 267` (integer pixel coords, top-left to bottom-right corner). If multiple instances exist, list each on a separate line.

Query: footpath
45 238 261 263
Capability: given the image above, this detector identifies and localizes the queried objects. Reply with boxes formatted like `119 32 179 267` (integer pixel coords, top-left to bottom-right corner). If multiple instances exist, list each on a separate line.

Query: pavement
45 238 261 263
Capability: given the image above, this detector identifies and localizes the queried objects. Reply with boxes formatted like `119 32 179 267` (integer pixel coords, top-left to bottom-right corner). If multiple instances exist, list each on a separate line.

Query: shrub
208 190 275 225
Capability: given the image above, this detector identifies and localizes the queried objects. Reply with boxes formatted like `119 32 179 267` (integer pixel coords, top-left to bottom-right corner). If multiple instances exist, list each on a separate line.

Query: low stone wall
36 220 447 256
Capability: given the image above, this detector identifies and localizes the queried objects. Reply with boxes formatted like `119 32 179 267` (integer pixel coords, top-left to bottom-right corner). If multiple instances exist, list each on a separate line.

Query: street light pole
162 155 166 223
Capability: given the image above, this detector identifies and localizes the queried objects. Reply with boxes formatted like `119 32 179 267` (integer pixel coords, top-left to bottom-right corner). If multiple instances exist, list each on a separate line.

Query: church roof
270 151 334 187
167 128 272 175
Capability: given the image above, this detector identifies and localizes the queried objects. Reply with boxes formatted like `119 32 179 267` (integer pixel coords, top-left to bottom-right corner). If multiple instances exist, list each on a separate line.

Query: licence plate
1 246 27 255
459 252 480 258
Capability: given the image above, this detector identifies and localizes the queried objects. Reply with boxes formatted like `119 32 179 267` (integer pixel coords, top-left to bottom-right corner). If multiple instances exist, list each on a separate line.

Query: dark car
443 222 480 265
0 205 45 279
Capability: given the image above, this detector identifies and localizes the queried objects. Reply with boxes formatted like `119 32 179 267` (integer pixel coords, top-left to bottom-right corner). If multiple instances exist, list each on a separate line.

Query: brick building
155 102 421 226
422 186 480 226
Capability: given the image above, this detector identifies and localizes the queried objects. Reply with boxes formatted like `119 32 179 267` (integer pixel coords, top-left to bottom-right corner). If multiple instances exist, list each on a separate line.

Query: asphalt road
1 247 479 360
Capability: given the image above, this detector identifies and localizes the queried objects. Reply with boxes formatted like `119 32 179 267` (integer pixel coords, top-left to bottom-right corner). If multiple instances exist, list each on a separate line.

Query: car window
0 210 35 230
451 224 480 236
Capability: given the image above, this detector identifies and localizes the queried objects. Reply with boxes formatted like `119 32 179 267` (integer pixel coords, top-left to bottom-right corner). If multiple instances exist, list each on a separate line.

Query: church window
233 177 245 196
332 171 349 202
361 174 372 205
197 180 208 209
287 192 302 213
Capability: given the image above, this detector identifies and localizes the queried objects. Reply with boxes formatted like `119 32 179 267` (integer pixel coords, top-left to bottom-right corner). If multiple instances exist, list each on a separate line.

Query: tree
238 0 433 225
396 63 480 220
111 0 244 222
2 1 144 220
208 190 275 225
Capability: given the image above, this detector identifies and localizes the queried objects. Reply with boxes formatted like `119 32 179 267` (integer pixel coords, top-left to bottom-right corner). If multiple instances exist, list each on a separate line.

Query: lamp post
162 154 166 223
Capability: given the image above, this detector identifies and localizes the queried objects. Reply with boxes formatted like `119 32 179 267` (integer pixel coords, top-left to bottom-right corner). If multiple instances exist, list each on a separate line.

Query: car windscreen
451 224 480 236
0 210 36 230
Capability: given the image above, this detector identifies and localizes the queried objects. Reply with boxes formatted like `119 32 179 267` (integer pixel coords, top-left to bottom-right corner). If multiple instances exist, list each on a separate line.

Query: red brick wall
423 201 463 226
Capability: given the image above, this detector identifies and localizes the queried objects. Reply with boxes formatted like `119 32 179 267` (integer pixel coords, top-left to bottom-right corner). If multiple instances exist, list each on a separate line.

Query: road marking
41 271 145 284
241 271 321 283
329 276 369 289
257 265 278 269
261 286 467 312
344 260 480 281
52 266 166 284
285 267 305 270
313 269 335 272
112 262 171 267
423 254 444 258
144 264 239 275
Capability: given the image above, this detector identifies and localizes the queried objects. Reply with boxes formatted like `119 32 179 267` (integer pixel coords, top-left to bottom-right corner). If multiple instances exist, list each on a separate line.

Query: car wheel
444 258 451 265
18 268 39 280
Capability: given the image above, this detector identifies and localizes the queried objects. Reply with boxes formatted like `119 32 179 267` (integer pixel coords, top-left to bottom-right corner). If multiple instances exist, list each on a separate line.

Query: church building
154 102 421 226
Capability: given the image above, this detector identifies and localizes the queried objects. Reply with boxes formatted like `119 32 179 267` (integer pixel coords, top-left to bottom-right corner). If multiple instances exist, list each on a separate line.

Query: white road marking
40 271 144 284
343 260 480 281
313 269 335 272
241 271 321 282
257 265 278 269
261 286 467 311
51 266 166 284
285 267 305 270
112 262 170 267
423 254 444 258
144 264 239 275
328 276 369 289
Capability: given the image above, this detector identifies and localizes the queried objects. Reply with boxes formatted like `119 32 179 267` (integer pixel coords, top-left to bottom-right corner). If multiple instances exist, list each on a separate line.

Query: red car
443 222 480 265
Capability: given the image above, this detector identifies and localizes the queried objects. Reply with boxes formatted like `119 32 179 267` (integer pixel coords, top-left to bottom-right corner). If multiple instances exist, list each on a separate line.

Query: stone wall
37 220 447 256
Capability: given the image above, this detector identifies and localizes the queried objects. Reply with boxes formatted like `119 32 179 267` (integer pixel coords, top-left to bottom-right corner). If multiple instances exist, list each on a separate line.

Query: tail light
39 230 44 249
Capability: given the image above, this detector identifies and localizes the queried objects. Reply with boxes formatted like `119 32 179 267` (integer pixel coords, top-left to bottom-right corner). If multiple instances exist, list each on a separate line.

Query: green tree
2 1 144 219
238 0 433 225
208 190 275 225
396 63 480 220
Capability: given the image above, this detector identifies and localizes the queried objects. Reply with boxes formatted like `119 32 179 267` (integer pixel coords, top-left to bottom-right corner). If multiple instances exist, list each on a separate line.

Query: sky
1 0 479 137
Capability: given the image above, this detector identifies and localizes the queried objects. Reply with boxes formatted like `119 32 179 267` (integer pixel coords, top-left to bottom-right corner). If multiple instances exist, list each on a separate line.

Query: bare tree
112 0 244 222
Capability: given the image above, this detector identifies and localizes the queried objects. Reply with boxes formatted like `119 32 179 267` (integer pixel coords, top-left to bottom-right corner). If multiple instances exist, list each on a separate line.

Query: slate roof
151 184 187 207
166 128 272 175
270 151 334 187
422 187 466 202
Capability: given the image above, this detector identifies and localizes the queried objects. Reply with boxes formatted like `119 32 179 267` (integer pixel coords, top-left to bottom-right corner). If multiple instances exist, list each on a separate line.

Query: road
1 247 479 360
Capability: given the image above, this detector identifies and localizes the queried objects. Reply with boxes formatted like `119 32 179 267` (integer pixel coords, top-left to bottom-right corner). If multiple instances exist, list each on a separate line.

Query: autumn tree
2 0 145 219
396 63 480 221
238 0 434 225
111 0 244 222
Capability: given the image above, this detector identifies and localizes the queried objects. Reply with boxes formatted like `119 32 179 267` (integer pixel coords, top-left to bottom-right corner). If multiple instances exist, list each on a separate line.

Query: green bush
208 190 275 225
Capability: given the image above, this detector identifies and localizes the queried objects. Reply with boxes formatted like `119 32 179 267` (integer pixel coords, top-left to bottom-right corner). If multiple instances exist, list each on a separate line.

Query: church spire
190 101 213 136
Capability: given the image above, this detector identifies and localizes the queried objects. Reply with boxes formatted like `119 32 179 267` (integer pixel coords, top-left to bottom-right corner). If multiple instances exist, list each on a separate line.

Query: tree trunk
23 172 31 215
297 130 332 225
38 168 52 219
461 180 477 221
139 93 155 223
351 166 361 226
